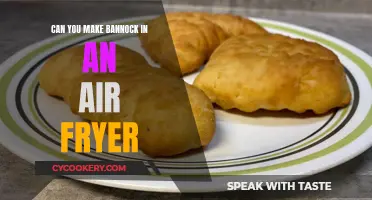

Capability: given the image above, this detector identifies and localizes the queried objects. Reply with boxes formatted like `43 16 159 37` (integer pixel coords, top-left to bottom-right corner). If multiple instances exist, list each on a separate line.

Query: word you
51 24 148 34
227 181 332 191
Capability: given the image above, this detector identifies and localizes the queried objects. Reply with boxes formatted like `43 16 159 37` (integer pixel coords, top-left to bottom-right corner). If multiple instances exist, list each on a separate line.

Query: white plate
0 16 372 193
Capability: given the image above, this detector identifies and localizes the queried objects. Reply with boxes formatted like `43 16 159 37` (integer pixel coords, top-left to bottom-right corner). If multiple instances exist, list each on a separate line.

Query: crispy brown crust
38 45 215 157
138 12 268 76
194 34 352 114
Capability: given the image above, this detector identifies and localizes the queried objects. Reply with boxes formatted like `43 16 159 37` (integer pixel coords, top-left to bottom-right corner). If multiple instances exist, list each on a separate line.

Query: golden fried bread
138 12 268 76
38 44 150 99
38 46 215 157
194 34 351 114
130 83 215 156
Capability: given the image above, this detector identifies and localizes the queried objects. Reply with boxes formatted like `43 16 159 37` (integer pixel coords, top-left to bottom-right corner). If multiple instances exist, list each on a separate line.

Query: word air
79 82 120 113
61 122 138 153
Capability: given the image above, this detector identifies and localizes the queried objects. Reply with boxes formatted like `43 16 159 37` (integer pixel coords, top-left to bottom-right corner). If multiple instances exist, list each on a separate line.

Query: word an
79 82 120 113
60 122 138 153
82 42 116 73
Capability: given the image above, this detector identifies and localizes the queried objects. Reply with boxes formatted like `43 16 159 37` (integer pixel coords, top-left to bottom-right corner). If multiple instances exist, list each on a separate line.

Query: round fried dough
38 44 150 99
133 83 215 157
138 12 268 76
194 34 352 114
38 45 216 157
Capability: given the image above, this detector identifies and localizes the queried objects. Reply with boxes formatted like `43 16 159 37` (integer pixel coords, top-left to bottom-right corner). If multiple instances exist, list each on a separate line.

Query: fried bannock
38 45 215 157
138 12 268 76
38 44 150 99
193 34 352 114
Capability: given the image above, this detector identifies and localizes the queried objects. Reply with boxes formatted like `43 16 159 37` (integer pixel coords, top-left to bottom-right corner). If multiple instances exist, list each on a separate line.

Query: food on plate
38 44 150 100
38 45 216 157
193 34 352 114
138 12 268 76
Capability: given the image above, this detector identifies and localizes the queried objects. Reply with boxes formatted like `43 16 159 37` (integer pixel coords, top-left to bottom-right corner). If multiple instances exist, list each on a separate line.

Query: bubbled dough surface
38 45 215 157
138 12 269 76
194 34 352 114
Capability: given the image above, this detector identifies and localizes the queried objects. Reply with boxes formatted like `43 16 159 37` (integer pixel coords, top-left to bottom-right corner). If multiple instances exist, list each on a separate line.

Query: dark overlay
35 161 151 176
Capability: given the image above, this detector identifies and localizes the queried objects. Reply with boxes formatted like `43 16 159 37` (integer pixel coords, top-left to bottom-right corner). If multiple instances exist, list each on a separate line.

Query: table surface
1 1 372 200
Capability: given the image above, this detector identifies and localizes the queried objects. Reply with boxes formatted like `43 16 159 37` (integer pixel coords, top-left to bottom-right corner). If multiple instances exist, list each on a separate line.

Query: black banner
35 161 151 176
